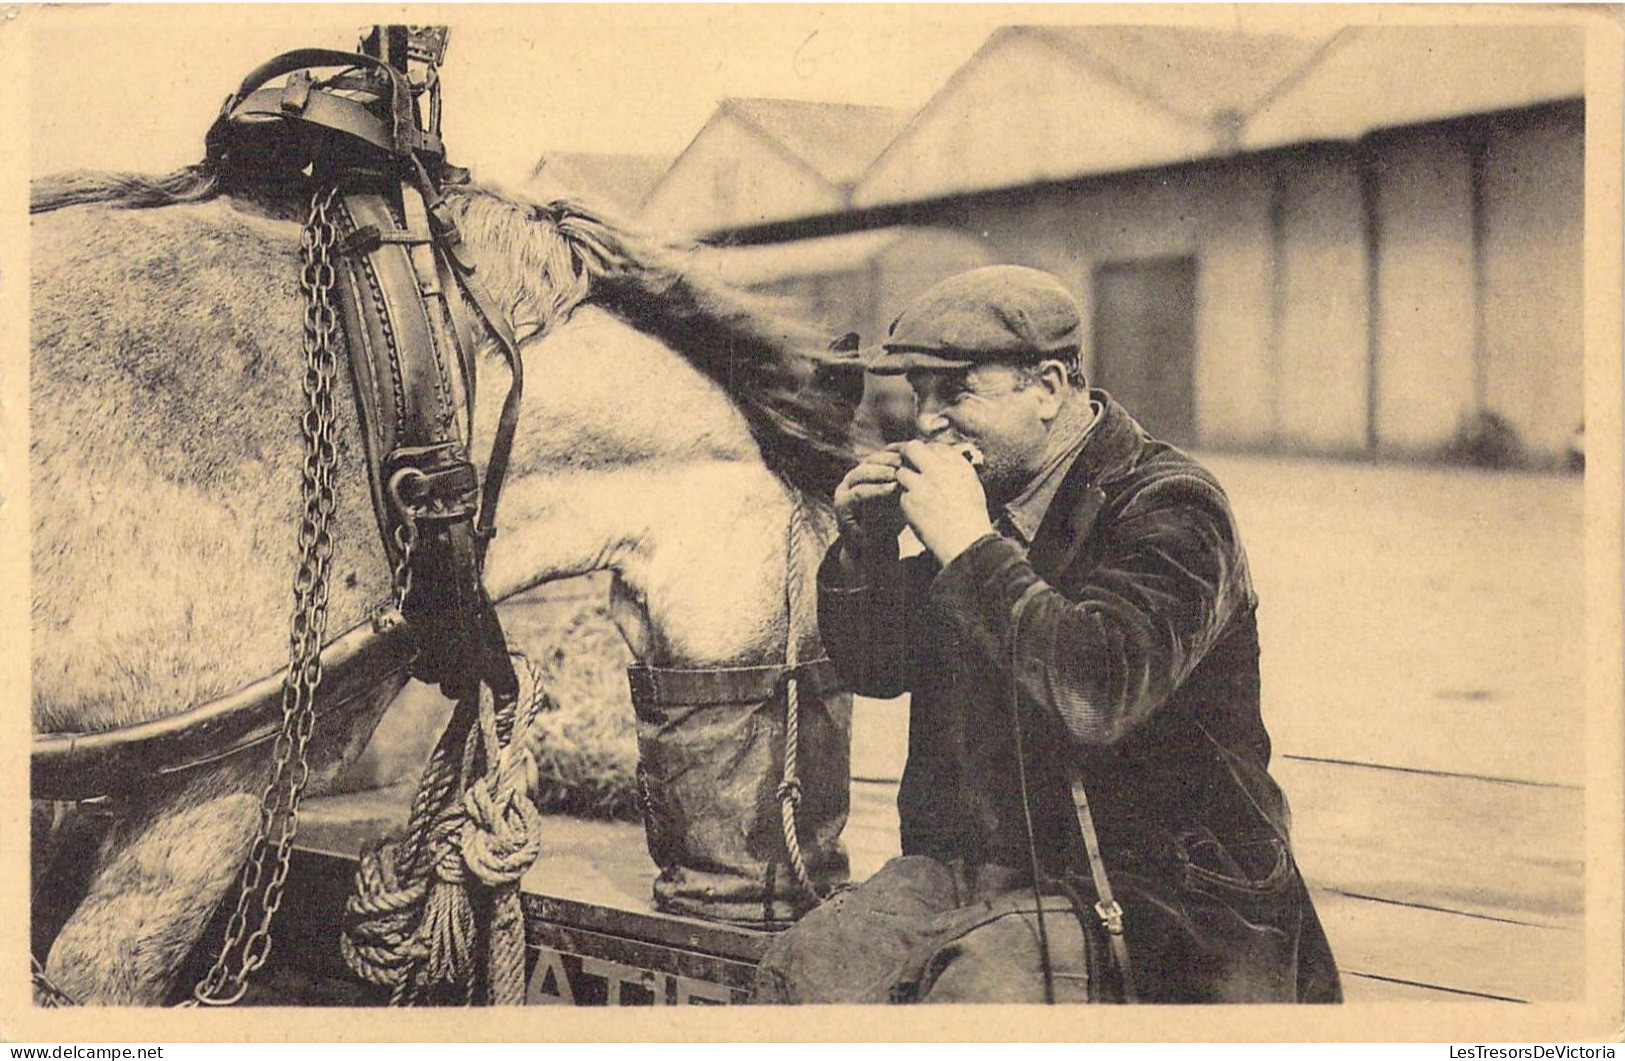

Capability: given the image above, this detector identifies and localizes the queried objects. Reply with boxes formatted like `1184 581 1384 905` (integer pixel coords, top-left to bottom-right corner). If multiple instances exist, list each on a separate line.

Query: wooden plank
525 946 747 1005
845 773 1583 1002
300 787 662 911
525 892 770 963
1311 888 1583 1002
849 750 1585 931
264 851 1558 1006
518 818 658 912
1278 756 1583 926
240 849 763 1006
529 921 763 988
302 722 1586 1002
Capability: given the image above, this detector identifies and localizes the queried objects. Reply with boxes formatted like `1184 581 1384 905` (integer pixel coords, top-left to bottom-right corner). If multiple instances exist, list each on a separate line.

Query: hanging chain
391 518 417 610
31 955 79 1008
189 185 343 1006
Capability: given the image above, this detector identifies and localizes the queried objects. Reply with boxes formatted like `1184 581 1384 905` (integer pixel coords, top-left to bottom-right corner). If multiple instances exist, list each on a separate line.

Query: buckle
1095 899 1126 936
385 443 479 523
340 224 384 256
339 224 431 257
370 602 408 635
279 69 314 115
407 26 451 66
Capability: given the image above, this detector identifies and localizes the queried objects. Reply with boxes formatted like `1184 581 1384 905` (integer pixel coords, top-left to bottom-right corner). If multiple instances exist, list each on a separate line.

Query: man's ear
1032 360 1070 421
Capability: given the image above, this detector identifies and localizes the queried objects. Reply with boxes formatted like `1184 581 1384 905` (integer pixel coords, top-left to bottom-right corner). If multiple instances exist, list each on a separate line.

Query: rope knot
460 746 545 887
433 841 469 886
337 646 555 1003
775 779 803 807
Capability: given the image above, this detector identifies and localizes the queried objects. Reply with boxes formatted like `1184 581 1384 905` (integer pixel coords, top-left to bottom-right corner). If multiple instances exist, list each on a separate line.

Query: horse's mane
30 168 860 498
31 166 227 214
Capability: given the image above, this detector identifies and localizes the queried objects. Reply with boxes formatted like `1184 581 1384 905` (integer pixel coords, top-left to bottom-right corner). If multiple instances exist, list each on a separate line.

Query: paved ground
1210 452 1584 787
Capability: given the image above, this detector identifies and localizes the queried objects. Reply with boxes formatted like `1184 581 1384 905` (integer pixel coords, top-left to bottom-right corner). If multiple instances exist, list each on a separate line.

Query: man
754 266 1340 1005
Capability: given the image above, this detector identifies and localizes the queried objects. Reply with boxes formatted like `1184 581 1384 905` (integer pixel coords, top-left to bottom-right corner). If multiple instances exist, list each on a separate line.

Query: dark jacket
817 392 1341 1003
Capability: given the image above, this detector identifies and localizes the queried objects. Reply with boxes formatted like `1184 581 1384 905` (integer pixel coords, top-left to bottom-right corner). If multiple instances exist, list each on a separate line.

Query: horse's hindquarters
631 664 851 926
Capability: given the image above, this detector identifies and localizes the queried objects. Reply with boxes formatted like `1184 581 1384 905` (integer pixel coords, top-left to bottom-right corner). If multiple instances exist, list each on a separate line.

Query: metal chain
31 955 79 1008
189 185 343 1006
391 518 417 610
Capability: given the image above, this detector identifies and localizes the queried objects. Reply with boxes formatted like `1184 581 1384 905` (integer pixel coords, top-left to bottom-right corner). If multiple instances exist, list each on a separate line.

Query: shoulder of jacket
1108 454 1232 518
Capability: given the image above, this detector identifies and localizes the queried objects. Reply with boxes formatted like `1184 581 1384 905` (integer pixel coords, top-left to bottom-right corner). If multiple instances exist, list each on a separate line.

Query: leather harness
210 40 532 715
202 43 526 704
33 35 525 801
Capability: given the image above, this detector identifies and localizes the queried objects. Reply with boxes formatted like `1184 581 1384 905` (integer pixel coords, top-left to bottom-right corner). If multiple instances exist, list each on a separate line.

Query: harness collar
32 33 525 800
201 38 527 698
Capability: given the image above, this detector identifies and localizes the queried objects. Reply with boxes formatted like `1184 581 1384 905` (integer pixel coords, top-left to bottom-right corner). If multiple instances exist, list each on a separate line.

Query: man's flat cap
866 265 1082 375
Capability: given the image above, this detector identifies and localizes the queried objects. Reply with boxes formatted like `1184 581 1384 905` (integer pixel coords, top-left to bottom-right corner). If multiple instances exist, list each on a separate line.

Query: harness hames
187 28 538 1006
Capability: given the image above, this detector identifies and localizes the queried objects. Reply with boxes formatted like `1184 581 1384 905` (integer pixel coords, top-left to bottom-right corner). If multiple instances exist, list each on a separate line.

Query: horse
30 166 861 1005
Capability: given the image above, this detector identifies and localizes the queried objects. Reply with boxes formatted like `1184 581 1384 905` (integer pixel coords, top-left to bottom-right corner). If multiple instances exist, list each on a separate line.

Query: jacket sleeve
816 538 940 698
928 475 1251 746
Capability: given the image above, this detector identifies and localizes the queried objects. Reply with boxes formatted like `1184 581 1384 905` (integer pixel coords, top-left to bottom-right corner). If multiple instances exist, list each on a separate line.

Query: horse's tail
30 164 222 215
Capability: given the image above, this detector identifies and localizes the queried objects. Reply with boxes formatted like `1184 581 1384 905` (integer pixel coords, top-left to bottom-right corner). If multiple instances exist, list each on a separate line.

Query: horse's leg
42 669 408 1005
32 801 116 963
44 763 264 1006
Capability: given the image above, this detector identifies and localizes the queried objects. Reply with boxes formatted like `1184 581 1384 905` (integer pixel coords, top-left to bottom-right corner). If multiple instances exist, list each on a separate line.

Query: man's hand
893 441 996 566
833 450 908 566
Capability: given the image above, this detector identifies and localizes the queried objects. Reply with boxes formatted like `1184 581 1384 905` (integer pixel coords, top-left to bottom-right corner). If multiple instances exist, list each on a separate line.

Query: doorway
1090 257 1198 445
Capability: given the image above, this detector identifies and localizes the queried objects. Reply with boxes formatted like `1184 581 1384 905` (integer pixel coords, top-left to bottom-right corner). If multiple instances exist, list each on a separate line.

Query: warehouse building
699 25 1585 464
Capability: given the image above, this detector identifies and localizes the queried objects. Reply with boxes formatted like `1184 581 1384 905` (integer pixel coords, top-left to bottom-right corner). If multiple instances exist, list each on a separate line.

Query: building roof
854 22 1585 209
692 228 911 287
1025 25 1338 145
1242 25 1584 150
722 98 912 187
691 226 998 287
526 151 674 214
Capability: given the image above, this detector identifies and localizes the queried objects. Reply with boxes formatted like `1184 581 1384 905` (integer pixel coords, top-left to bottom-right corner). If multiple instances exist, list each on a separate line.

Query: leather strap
32 39 527 796
432 238 480 439
332 192 467 546
407 156 525 560
1071 778 1137 1002
32 617 415 803
331 189 495 692
628 659 840 708
211 86 436 161
205 48 425 166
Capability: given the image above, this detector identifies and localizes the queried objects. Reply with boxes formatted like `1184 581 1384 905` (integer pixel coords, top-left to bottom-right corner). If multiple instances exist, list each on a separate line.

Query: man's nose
914 401 949 439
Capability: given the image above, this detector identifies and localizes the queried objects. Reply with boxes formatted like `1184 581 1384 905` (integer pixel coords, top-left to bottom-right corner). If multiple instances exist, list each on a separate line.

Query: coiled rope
341 653 549 1005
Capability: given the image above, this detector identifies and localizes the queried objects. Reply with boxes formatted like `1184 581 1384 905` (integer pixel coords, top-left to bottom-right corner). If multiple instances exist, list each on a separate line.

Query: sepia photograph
2 2 1620 1044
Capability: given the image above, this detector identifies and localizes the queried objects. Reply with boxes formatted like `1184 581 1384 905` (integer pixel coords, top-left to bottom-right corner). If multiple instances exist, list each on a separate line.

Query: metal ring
387 466 429 512
191 977 250 1007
